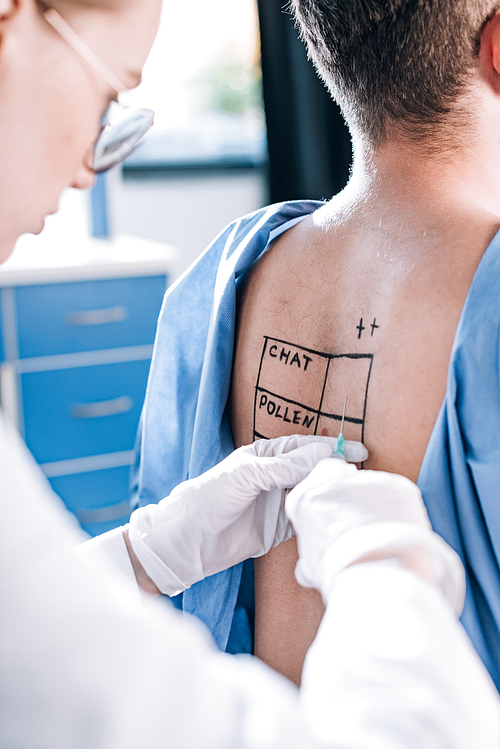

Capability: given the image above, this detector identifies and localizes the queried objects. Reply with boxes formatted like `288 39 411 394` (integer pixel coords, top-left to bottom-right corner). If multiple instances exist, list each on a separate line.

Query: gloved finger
286 458 356 521
286 458 430 530
244 441 334 494
251 434 368 462
343 439 369 463
251 434 337 457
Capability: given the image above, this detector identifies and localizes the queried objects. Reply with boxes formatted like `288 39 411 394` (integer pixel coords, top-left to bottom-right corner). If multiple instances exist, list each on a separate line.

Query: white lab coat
1 412 499 749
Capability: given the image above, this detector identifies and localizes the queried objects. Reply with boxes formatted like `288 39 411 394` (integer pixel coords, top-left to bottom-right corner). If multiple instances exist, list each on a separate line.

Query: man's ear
479 11 500 94
490 13 500 76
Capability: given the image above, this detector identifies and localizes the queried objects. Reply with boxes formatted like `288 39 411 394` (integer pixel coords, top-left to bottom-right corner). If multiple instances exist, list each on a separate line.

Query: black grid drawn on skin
254 336 373 443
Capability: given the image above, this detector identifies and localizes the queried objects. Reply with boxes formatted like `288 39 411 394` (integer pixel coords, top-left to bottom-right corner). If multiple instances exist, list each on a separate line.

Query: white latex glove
245 434 368 549
286 458 465 612
128 435 368 596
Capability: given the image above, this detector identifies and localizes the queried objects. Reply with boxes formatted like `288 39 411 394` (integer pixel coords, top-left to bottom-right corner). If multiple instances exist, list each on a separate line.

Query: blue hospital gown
134 200 500 689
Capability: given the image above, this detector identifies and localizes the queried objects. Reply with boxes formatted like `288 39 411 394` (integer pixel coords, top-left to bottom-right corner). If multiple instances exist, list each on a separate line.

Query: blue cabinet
21 359 152 464
0 240 175 536
15 276 166 357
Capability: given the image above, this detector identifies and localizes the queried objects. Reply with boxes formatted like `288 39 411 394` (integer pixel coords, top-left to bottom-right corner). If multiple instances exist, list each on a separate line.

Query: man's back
230 181 500 683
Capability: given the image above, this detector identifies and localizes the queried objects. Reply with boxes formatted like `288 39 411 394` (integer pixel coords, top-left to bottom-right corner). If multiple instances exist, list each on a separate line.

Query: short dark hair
291 0 498 146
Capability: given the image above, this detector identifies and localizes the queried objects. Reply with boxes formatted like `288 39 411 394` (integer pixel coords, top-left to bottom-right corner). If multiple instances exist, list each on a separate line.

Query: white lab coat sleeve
301 560 500 749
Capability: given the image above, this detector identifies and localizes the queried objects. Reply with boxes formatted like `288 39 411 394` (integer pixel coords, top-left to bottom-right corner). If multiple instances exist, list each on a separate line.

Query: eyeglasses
43 8 154 173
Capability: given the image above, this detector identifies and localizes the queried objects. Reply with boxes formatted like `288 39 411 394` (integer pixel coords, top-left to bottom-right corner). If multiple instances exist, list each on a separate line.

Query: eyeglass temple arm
43 8 129 94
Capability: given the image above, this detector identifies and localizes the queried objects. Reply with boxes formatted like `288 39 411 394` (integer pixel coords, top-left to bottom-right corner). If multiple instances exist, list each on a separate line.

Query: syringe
331 395 348 460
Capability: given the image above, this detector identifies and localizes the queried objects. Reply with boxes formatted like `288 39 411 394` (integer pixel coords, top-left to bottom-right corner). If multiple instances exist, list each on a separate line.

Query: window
120 0 266 171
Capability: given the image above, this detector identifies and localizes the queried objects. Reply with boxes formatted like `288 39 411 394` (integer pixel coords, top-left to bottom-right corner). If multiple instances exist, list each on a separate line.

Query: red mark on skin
321 427 329 437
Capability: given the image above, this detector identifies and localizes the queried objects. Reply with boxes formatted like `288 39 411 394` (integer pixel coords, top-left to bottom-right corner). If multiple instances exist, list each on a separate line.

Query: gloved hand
286 458 465 613
128 435 368 597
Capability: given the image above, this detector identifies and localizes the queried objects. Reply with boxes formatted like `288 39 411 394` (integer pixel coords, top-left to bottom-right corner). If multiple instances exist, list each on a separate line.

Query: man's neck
316 134 500 257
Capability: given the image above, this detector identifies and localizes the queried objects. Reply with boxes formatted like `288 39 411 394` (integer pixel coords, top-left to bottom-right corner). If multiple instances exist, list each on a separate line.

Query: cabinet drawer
49 465 133 537
15 276 167 359
21 359 150 464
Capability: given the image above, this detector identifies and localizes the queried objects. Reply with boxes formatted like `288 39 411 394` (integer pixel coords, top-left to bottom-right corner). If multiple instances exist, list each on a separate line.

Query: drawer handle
66 306 128 326
69 396 133 419
77 499 136 524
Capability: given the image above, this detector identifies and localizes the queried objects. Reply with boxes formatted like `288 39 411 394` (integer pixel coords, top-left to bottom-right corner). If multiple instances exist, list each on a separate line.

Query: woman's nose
70 163 95 191
70 139 96 190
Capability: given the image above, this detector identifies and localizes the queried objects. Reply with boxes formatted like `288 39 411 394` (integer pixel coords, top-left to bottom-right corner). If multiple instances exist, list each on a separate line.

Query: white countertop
0 233 177 286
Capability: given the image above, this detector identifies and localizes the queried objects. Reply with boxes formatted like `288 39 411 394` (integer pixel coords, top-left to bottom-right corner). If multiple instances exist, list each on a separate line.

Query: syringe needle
339 394 347 435
332 395 348 460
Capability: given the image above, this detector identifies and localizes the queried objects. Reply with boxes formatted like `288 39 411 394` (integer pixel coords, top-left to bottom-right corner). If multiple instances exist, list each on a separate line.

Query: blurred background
0 0 352 535
94 0 268 275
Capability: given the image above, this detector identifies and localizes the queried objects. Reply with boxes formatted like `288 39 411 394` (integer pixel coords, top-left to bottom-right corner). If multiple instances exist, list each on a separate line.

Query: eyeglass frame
42 7 154 172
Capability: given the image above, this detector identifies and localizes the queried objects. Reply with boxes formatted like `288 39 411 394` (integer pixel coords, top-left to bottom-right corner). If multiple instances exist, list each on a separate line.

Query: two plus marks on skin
357 318 379 339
